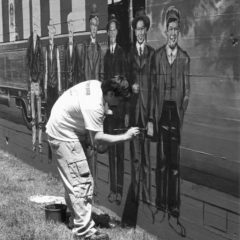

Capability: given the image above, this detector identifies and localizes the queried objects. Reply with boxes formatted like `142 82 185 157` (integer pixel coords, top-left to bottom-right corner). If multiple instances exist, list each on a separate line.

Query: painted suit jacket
77 38 104 82
63 40 78 90
45 44 60 89
104 43 127 117
151 44 190 129
127 43 155 126
26 34 44 90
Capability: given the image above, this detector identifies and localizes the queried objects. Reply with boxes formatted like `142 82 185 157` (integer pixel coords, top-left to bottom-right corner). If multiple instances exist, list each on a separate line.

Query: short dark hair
167 18 179 30
166 6 180 30
101 75 131 100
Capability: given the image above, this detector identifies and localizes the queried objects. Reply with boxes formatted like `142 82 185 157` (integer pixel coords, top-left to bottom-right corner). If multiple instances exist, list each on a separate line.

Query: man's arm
182 55 190 112
57 47 61 94
44 50 48 100
89 127 140 153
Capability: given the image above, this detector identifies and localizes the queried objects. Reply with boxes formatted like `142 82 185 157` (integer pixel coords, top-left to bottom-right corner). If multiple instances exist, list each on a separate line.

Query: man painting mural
46 77 139 240
152 6 190 232
26 23 44 152
78 4 104 82
127 7 155 204
104 14 127 205
63 12 78 90
44 19 61 120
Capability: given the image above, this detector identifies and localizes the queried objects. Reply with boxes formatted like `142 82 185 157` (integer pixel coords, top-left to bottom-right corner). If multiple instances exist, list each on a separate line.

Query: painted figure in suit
152 6 190 224
26 23 44 153
63 12 78 90
44 19 61 120
104 14 127 205
77 5 104 189
78 5 104 82
127 8 155 204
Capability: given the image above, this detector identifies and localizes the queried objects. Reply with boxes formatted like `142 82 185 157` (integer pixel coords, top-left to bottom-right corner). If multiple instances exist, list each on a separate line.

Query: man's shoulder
178 46 190 61
155 45 166 55
146 44 155 52
128 44 137 57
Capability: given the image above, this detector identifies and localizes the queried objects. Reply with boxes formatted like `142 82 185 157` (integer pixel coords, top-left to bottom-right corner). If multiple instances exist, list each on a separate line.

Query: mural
0 0 239 239
149 0 240 81
148 0 240 193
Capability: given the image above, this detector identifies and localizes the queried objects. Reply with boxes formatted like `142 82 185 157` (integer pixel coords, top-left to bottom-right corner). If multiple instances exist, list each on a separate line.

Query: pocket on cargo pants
67 142 94 199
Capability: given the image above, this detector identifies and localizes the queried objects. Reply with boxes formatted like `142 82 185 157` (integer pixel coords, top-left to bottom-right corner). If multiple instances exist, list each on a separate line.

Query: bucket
44 203 67 223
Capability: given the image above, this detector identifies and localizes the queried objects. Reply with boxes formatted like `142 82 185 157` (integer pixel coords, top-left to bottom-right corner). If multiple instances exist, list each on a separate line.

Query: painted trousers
30 82 42 149
48 137 97 238
46 86 58 120
104 114 124 196
130 116 151 204
155 101 181 217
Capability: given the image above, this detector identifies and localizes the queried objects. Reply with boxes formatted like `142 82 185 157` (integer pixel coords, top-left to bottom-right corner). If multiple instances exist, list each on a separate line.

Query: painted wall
146 0 240 186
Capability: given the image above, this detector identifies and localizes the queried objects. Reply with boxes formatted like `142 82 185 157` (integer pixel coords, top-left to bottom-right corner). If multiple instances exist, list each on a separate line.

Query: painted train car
0 0 108 128
0 0 239 239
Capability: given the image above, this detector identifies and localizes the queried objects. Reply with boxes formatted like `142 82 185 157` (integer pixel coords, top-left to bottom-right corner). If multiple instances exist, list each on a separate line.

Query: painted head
89 4 99 40
48 19 56 45
107 14 119 45
67 12 74 43
67 12 74 35
165 6 180 49
32 22 39 41
132 7 150 44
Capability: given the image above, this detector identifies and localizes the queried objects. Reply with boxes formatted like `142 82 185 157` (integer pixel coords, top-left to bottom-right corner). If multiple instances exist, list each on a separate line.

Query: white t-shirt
46 80 105 141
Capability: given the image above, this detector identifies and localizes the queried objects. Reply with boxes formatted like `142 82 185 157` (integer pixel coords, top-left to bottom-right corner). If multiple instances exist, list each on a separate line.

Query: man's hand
182 96 189 112
96 143 108 154
132 83 139 94
125 127 140 140
147 121 153 137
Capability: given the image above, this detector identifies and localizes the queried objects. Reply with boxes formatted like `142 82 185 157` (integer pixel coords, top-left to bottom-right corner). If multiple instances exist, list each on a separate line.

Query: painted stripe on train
22 0 30 39
0 0 3 42
72 0 86 32
49 0 61 35
29 0 32 34
60 0 71 35
8 0 15 42
2 0 9 42
40 0 49 37
15 0 23 40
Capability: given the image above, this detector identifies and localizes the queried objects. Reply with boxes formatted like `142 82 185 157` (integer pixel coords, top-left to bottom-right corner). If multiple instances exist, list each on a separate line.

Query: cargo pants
48 137 97 238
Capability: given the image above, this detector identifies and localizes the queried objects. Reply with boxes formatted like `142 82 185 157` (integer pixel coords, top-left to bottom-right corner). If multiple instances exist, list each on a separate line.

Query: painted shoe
39 144 43 153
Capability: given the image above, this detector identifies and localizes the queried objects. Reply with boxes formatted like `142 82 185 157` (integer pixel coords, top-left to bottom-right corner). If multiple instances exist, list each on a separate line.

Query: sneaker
85 231 109 240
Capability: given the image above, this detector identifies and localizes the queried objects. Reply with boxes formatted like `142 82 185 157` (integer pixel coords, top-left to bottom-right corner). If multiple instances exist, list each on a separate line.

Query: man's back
46 80 104 141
